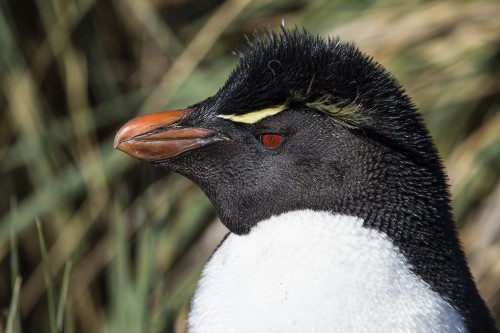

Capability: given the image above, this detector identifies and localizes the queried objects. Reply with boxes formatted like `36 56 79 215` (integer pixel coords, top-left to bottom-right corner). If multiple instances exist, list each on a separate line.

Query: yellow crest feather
218 105 286 124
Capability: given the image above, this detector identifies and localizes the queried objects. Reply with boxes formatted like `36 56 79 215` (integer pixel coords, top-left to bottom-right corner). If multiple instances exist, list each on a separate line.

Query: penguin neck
192 140 493 331
200 149 494 332
188 211 466 332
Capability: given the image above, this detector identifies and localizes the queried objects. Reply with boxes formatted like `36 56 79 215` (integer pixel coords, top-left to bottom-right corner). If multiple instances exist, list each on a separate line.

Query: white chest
188 210 466 333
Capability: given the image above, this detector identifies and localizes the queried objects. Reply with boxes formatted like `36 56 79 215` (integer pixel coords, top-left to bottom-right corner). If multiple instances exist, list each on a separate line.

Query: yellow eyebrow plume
217 105 286 124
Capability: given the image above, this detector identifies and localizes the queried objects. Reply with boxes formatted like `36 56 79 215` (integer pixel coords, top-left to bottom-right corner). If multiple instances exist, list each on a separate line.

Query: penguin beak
114 108 222 161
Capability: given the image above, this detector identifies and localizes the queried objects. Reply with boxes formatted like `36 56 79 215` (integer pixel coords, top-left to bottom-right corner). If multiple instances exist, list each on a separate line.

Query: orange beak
114 109 220 161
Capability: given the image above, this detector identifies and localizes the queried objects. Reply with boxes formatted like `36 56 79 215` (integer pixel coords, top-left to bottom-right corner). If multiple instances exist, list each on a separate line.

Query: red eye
259 133 284 148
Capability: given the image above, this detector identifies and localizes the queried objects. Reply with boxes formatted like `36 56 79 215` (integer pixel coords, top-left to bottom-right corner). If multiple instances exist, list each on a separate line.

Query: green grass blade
56 261 72 332
37 220 57 333
8 197 21 333
9 197 19 290
64 301 75 333
5 277 21 333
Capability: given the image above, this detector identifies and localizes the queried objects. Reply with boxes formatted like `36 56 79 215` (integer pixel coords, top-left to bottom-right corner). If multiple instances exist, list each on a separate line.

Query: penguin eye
258 133 284 148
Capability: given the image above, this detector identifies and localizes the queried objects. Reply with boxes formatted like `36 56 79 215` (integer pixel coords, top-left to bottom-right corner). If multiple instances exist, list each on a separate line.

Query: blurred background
1 0 499 332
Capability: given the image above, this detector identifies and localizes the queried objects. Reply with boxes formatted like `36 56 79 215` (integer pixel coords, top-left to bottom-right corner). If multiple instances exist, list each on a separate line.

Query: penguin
114 28 497 332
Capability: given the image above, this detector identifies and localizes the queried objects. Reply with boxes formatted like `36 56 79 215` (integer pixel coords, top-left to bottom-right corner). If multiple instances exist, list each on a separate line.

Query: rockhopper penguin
114 28 497 332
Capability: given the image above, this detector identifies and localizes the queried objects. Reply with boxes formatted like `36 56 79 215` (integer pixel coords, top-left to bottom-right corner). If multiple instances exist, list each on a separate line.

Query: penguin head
114 29 444 234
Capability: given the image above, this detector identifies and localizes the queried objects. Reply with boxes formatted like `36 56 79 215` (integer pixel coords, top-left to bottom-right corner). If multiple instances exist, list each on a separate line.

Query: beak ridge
114 108 220 161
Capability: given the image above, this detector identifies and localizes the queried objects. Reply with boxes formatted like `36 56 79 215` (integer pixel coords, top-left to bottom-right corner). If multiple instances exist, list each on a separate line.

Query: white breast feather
188 210 466 333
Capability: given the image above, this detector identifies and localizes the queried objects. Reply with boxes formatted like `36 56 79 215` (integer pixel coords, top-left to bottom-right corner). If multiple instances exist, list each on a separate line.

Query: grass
0 0 499 331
